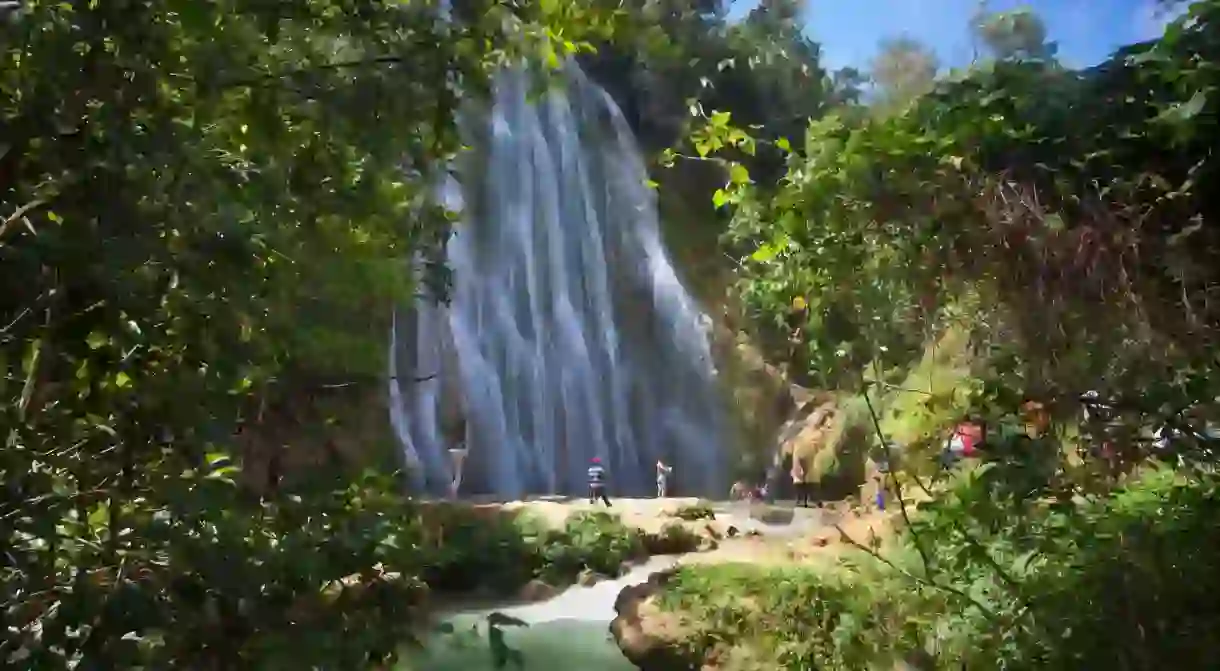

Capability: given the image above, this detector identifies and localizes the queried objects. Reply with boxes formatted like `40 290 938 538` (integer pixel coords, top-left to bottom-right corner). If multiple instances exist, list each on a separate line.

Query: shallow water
403 558 677 671
401 504 829 670
405 618 635 671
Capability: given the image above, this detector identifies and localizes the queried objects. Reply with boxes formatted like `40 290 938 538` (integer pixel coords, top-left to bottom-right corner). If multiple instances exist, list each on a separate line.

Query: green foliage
645 521 704 555
650 2 1220 669
532 511 648 584
413 505 703 595
658 467 1220 670
0 0 637 667
709 0 1220 401
668 501 717 521
584 0 834 182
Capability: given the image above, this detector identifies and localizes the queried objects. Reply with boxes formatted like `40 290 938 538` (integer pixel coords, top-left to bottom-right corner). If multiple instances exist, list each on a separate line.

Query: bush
643 522 704 555
535 512 647 583
657 466 1220 670
414 507 652 594
668 501 717 521
414 505 544 595
657 563 900 670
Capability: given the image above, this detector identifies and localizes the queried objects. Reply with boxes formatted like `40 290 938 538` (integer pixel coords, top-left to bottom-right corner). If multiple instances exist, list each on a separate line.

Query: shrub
669 501 717 521
658 466 1220 670
535 512 646 583
643 522 704 555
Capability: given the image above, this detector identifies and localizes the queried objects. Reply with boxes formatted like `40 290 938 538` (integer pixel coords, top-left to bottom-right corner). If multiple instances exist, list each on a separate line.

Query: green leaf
712 189 730 209
751 244 777 262
86 332 108 350
1155 91 1207 125
114 372 132 388
205 451 232 468
728 163 750 185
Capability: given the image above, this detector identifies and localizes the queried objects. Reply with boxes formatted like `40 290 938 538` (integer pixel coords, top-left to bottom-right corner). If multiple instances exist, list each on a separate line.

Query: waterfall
388 63 726 499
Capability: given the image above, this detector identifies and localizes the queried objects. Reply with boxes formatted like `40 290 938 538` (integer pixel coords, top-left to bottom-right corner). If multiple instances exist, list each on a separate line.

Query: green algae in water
403 616 635 671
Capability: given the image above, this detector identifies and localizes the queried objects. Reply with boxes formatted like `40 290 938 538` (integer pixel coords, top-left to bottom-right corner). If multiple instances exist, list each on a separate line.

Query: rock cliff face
652 161 799 485
235 383 399 493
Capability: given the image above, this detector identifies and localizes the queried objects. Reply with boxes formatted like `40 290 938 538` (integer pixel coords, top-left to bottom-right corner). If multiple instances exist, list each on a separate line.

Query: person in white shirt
656 460 673 498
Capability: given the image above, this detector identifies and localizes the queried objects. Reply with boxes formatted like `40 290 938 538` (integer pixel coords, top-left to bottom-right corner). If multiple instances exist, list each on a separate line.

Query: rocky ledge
609 567 700 671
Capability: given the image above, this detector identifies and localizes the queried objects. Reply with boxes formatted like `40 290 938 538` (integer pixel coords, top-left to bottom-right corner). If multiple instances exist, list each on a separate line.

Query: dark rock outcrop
517 579 559 602
609 567 698 671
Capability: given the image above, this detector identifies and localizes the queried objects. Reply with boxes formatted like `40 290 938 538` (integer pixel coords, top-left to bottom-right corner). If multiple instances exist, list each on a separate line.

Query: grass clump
668 501 717 521
644 521 705 555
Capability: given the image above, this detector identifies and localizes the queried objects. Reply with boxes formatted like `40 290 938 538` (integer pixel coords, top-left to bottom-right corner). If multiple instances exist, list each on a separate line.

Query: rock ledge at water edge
608 567 699 671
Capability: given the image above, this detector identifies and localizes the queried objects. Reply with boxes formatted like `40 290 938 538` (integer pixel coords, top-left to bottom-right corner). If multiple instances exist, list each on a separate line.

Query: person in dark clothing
791 457 809 507
587 457 612 507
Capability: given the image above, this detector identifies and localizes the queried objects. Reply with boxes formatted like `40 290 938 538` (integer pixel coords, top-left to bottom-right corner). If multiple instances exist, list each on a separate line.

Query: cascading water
388 63 726 499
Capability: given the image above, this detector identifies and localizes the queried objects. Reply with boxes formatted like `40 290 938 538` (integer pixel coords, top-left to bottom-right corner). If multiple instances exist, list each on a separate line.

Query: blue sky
727 0 1184 72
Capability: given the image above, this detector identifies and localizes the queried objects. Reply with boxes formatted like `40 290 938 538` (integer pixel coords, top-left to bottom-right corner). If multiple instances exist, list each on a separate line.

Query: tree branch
321 373 438 389
833 523 1005 625
217 54 419 90
860 383 934 576
0 198 46 244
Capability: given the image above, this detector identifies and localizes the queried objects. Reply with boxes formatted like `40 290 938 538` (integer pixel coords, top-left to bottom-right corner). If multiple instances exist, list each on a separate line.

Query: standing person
655 460 673 498
791 456 808 507
729 480 747 501
587 457 612 507
873 445 893 511
764 465 779 503
941 417 983 469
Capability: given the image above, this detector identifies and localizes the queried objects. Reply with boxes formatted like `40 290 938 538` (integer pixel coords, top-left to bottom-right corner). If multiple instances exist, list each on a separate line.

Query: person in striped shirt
587 457 612 507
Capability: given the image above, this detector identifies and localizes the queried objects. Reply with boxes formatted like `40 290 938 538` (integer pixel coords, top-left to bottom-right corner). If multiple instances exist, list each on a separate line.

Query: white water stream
404 557 678 671
402 504 823 670
388 63 726 499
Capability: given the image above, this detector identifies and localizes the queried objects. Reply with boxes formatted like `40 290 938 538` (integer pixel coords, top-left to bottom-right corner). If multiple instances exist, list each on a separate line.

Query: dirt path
484 495 897 567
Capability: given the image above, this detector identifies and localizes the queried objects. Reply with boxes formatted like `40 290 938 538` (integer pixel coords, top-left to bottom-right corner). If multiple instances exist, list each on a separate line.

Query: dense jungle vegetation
5 0 1220 668
0 1 649 667
656 0 1220 668
0 0 830 667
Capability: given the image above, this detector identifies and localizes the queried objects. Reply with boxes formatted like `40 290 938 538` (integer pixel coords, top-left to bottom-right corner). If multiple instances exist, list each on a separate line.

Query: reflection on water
403 558 676 671
404 617 634 671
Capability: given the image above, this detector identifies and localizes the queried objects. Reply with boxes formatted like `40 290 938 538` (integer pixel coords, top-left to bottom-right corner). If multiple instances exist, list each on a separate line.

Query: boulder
610 568 695 671
749 505 794 525
517 579 558 602
643 523 702 555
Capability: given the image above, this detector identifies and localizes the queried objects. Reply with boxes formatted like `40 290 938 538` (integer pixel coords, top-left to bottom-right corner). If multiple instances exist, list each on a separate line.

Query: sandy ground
480 495 897 568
